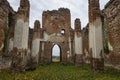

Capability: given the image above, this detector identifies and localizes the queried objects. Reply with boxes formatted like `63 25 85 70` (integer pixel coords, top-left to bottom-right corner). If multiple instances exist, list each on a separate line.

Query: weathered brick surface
42 8 72 63
89 0 101 23
0 0 14 53
82 24 89 63
43 42 69 63
42 8 70 37
90 58 104 71
74 18 83 65
11 0 30 72
103 0 120 67
11 48 28 72
32 20 40 40
75 18 81 32
28 28 33 50
89 0 104 71
75 54 83 66
31 20 41 64
17 0 30 21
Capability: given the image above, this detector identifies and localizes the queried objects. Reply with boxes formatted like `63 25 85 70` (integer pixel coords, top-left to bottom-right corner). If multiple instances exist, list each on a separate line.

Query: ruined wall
0 0 14 54
0 0 16 69
74 18 83 65
28 28 33 50
74 18 82 54
42 8 71 37
69 28 75 63
11 0 30 72
89 0 104 70
8 15 16 52
31 20 40 64
42 8 72 63
13 0 30 49
82 24 89 63
103 0 120 68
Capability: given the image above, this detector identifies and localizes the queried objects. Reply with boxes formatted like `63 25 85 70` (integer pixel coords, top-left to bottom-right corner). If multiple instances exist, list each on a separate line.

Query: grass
0 63 120 80
52 57 60 62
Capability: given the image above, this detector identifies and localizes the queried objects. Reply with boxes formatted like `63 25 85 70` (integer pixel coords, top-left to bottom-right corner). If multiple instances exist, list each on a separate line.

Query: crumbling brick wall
0 0 14 54
42 8 73 63
82 24 89 63
103 0 120 67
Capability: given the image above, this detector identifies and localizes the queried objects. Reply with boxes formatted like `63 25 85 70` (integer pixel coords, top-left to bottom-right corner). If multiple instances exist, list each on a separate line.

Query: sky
7 0 110 56
8 0 109 29
52 45 60 56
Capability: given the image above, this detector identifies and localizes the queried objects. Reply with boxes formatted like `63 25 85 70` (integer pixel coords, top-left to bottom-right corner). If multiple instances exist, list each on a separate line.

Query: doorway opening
52 44 61 62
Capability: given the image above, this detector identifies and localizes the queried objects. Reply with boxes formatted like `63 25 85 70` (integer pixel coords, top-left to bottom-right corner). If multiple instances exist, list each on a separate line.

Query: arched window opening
52 44 61 62
61 29 65 35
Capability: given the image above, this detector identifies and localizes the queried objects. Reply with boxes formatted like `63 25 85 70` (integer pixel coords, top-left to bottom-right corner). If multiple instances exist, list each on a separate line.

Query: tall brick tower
13 0 30 50
12 0 30 71
88 0 104 71
74 18 83 65
42 8 72 63
31 20 41 64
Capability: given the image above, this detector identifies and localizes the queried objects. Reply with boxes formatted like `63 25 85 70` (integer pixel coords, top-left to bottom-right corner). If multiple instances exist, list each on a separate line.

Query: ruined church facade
0 0 120 71
31 8 83 64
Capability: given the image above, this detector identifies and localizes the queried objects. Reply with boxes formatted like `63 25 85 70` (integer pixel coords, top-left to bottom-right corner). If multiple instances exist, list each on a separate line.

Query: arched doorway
52 44 61 62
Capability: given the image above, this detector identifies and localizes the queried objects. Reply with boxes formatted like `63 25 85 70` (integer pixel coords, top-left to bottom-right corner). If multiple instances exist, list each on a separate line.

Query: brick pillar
12 0 30 72
74 18 83 66
88 0 104 71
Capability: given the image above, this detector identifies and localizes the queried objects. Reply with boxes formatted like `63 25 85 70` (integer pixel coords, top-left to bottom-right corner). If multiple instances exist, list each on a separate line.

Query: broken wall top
34 20 40 32
0 0 15 15
42 8 71 35
74 18 81 32
89 0 101 23
17 0 30 22
104 0 119 9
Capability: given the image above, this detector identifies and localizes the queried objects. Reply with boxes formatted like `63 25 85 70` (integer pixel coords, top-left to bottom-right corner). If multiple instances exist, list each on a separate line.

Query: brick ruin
74 18 83 65
89 0 104 71
103 0 120 69
82 24 89 64
41 8 72 63
0 0 120 71
0 0 15 54
0 0 15 69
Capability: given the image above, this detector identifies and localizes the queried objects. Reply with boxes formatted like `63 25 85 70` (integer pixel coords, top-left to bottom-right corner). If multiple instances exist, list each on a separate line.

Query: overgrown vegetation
3 15 10 54
104 40 109 54
3 13 13 56
0 63 120 80
101 16 109 55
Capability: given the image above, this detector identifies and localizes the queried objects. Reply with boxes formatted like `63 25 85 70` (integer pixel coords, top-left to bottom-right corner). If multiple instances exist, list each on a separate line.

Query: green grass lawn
0 63 120 80
52 57 60 62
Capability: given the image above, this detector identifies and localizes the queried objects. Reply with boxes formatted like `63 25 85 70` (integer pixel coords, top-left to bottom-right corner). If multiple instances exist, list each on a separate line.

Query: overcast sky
8 0 109 29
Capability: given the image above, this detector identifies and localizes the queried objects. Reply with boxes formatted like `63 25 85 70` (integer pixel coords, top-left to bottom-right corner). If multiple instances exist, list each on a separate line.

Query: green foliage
104 41 109 55
101 16 109 55
0 63 120 80
3 13 13 54
3 17 9 54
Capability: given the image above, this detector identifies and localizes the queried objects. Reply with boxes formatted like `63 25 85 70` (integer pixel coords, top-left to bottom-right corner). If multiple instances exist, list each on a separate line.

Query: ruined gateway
0 0 120 71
